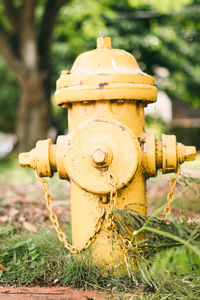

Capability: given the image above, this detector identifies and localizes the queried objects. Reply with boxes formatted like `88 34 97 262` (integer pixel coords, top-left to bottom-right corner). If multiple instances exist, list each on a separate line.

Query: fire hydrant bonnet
55 37 157 106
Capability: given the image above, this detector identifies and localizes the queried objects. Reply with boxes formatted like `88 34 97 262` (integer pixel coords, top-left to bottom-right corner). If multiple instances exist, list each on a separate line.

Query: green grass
0 226 101 287
0 214 200 299
0 226 132 290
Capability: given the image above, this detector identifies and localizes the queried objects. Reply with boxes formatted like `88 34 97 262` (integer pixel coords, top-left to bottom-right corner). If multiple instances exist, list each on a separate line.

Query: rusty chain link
164 164 181 222
35 167 118 254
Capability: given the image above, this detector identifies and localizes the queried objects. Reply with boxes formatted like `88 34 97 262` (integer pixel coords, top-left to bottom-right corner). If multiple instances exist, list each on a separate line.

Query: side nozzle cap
184 145 196 161
19 152 31 168
178 144 196 163
156 135 197 174
18 139 54 177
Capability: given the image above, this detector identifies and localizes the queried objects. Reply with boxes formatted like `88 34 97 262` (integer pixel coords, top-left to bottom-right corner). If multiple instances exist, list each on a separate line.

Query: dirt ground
0 180 178 229
0 172 199 230
0 286 117 299
0 182 71 230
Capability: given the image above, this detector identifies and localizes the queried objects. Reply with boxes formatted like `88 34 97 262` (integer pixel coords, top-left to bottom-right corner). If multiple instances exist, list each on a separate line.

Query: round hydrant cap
55 37 157 106
63 118 141 194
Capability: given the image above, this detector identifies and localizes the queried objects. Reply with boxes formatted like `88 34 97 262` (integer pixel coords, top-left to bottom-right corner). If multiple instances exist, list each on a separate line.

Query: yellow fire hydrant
19 37 196 271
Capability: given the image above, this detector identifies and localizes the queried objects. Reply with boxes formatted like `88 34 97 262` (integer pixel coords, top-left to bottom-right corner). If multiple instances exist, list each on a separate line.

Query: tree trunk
16 73 51 152
0 1 69 152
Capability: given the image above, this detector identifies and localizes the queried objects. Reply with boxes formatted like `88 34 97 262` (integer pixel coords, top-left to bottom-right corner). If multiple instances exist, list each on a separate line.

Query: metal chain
35 168 118 254
105 169 118 229
35 172 105 254
106 170 132 252
164 164 181 222
36 161 181 253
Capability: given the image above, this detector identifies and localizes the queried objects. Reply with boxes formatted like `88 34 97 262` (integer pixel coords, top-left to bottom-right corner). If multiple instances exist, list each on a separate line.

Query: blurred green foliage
0 57 20 132
0 0 200 134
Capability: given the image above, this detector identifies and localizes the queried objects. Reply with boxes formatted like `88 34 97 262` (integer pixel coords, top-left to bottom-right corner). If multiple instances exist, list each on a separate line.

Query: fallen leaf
0 264 7 271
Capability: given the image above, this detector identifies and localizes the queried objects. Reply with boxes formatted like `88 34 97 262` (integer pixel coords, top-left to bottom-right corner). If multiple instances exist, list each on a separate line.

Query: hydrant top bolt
97 37 112 49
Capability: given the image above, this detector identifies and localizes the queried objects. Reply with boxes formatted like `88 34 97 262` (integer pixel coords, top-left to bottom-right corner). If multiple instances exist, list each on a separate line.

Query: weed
0 226 13 237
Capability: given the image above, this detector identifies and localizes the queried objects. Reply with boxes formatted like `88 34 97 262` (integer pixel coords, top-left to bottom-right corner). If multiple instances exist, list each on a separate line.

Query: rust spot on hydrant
99 82 109 89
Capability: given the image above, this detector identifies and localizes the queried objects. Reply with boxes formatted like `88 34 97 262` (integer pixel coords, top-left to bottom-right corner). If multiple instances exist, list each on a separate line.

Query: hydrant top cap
97 37 112 49
55 37 157 106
